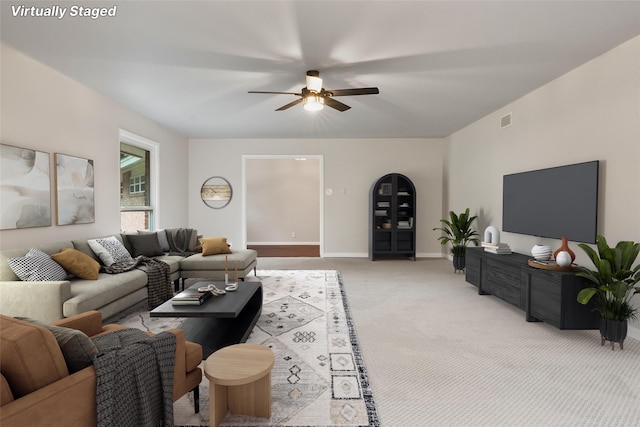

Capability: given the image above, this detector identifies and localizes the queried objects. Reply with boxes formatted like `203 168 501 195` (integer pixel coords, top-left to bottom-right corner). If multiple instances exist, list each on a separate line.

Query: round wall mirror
201 176 232 209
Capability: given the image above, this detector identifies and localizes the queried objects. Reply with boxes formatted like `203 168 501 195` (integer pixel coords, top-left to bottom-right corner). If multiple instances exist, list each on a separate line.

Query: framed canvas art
0 143 52 230
54 153 95 225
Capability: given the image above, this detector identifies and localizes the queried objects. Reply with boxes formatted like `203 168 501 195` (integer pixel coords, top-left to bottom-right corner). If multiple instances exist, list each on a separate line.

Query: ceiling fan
248 70 379 112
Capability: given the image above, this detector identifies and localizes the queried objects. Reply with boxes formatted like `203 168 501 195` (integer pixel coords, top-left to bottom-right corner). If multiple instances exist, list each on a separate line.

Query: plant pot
453 256 466 273
599 318 627 350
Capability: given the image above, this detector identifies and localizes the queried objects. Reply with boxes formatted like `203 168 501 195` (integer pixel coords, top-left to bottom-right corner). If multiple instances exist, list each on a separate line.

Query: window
119 131 158 233
129 175 145 194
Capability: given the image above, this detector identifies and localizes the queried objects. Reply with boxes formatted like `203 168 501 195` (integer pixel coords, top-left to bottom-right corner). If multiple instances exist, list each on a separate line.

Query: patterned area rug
108 270 379 427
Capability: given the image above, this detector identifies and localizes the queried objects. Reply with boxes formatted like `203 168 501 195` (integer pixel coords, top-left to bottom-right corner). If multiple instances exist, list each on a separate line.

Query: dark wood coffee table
150 279 262 358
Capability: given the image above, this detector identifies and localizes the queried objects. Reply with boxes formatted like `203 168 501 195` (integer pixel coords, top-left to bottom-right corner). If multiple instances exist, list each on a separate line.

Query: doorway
242 155 323 257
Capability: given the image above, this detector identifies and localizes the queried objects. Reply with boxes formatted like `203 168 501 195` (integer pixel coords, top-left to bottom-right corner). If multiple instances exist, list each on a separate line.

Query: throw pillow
138 229 170 252
87 236 133 266
7 248 68 281
16 317 98 373
156 229 170 252
51 248 100 280
127 233 164 257
199 237 232 256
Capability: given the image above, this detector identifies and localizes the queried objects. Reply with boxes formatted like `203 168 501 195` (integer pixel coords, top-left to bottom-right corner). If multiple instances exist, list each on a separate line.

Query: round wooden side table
204 343 275 427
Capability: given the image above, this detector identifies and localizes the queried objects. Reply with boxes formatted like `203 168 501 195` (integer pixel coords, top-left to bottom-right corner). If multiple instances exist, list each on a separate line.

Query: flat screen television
502 160 599 244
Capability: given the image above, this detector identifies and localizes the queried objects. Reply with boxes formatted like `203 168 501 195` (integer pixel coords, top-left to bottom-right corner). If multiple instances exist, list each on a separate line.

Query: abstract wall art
0 143 52 230
54 153 95 225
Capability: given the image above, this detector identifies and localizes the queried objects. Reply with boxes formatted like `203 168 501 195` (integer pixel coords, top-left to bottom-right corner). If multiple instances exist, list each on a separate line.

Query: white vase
531 245 552 261
555 250 572 267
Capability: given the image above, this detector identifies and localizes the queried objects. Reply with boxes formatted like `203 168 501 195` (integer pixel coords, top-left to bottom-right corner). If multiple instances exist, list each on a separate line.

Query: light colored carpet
254 257 640 427
109 270 378 426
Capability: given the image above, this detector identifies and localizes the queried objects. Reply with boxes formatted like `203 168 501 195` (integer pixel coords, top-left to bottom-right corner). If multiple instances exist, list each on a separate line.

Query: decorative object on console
0 143 51 230
481 227 511 254
555 251 572 267
483 226 500 244
531 245 553 261
54 153 95 225
434 208 480 272
576 235 640 350
482 242 512 254
554 236 576 262
201 176 232 209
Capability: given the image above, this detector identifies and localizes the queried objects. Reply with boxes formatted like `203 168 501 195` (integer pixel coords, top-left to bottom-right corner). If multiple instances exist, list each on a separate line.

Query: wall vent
500 113 512 129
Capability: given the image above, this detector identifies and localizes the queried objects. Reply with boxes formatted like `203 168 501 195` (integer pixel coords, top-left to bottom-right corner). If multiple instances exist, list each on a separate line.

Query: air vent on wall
500 113 512 129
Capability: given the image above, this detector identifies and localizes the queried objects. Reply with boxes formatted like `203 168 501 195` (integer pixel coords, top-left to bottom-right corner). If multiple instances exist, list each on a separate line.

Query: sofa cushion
7 248 68 281
180 249 257 271
127 233 164 257
0 374 14 405
63 270 148 317
87 236 133 266
18 317 98 374
0 315 69 398
199 237 232 256
51 248 101 280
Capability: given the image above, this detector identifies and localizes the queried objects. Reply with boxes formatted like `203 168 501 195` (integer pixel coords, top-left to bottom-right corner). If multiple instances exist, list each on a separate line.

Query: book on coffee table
171 289 212 305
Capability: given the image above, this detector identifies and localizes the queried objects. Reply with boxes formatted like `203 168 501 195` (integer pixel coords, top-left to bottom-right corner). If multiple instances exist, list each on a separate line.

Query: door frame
241 154 324 257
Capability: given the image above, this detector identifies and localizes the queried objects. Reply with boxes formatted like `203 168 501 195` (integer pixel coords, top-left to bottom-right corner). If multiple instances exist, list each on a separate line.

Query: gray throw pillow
17 317 98 373
127 233 164 257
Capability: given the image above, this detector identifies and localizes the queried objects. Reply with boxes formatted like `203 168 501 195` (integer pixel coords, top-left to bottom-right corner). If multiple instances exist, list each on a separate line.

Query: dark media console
465 247 599 329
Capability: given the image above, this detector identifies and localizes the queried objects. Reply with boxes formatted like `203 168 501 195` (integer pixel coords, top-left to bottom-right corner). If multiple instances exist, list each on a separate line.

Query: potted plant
433 208 480 272
576 235 640 350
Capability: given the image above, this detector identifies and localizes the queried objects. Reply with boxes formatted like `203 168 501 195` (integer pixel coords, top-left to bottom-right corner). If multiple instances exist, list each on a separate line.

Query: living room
1 2 640 424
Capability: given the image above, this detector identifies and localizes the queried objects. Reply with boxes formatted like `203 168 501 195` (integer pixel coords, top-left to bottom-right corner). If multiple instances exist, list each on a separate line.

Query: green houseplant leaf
576 235 640 321
433 208 480 255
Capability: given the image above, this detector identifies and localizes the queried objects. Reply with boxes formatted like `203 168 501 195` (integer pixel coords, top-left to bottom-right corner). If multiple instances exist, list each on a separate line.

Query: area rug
107 270 379 427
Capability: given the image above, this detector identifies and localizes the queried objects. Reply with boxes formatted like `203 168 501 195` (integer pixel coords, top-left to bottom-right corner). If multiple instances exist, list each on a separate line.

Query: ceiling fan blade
248 91 301 95
327 87 379 97
324 97 351 112
275 98 303 111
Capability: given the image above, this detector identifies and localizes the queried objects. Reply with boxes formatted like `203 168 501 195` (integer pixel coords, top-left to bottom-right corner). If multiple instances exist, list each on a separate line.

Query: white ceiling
2 1 639 139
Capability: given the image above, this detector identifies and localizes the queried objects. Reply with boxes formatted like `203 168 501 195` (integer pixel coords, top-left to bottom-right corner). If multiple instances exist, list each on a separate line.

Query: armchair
0 310 202 427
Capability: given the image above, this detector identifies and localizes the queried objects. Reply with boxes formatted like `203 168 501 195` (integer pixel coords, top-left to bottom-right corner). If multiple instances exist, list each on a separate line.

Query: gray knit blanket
101 256 172 310
92 329 176 427
165 228 197 257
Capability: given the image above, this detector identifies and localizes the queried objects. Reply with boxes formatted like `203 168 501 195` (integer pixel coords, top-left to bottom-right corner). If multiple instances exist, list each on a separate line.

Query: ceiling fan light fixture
305 70 323 93
303 94 324 111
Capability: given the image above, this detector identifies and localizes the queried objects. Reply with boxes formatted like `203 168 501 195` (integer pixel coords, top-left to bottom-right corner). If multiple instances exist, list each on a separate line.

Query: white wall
246 157 320 244
189 138 446 257
0 43 190 250
446 36 640 334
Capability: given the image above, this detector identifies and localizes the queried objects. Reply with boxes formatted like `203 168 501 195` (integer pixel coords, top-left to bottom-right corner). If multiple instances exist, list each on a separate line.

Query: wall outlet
325 188 333 196
291 232 296 238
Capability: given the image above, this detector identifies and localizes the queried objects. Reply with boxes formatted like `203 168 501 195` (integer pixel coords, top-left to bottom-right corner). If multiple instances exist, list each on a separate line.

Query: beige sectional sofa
0 231 257 323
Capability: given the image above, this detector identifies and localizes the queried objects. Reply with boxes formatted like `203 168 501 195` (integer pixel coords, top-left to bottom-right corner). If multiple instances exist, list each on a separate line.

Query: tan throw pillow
199 237 232 256
51 248 101 280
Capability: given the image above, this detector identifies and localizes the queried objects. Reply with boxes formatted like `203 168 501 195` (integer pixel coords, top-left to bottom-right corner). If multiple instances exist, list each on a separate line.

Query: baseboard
320 252 442 258
247 241 319 245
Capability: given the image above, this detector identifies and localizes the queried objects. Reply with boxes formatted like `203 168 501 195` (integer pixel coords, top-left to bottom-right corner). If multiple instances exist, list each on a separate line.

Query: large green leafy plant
576 235 640 321
433 208 480 256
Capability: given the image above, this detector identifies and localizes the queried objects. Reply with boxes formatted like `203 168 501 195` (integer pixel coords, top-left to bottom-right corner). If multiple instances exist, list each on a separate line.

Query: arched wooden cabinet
369 173 416 260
